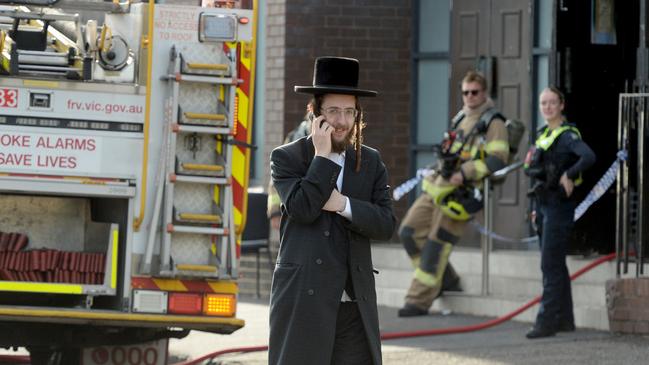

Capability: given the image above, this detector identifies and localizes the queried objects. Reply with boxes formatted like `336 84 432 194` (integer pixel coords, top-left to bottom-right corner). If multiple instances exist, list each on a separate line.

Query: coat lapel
342 145 367 198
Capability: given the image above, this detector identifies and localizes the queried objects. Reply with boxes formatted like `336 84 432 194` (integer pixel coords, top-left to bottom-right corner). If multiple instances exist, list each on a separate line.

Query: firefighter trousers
399 194 467 310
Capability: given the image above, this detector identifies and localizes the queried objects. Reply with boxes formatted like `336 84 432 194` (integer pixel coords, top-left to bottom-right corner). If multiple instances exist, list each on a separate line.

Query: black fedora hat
294 57 378 97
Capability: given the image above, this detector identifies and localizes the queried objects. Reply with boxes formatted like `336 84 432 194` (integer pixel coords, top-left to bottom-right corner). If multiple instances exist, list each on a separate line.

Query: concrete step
371 243 411 270
377 273 605 307
372 244 618 282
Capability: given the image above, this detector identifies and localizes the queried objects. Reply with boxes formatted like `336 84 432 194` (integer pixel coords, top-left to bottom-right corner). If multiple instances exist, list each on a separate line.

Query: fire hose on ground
171 252 616 365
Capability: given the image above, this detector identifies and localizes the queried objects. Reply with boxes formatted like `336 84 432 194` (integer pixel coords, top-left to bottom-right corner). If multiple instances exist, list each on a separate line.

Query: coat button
357 265 363 272
316 258 323 265
324 230 330 237
362 295 367 301
307 289 315 295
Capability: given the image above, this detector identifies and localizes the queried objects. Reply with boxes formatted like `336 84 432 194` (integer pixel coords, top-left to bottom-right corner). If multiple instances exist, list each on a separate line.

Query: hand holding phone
310 112 332 156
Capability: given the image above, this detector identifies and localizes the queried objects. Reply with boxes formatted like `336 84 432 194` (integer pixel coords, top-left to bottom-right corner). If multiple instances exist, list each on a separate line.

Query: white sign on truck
0 131 102 173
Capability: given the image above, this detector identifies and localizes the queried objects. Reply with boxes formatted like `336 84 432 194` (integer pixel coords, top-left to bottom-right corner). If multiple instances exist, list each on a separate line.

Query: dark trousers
331 302 373 365
535 199 575 329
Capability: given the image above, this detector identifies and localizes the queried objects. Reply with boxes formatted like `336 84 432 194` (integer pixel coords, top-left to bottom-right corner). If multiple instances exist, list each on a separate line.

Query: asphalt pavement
168 295 649 365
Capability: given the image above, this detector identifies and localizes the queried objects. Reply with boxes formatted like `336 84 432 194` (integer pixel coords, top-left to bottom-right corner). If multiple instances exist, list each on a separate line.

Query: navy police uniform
524 122 595 338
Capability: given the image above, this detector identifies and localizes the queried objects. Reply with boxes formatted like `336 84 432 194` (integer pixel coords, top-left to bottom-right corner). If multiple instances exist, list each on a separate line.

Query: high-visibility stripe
232 145 245 226
486 139 509 153
230 39 255 237
0 282 83 294
23 79 59 88
473 160 490 180
236 90 250 132
535 125 581 151
151 278 187 291
131 277 237 294
414 268 437 287
185 62 228 71
111 229 118 289
175 264 217 272
223 5 257 248
238 55 251 99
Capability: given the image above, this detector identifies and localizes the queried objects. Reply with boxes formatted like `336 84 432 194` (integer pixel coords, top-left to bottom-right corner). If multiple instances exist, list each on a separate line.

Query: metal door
451 0 532 245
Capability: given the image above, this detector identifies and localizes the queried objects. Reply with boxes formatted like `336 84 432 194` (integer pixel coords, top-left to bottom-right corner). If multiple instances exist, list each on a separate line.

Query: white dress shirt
327 152 354 302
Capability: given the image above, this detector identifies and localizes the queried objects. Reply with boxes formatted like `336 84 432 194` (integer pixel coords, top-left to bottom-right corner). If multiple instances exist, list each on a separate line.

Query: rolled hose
172 252 616 365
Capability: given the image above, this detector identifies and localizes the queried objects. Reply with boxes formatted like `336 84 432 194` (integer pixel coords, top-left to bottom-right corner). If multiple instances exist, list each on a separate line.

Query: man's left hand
449 171 464 186
323 189 346 212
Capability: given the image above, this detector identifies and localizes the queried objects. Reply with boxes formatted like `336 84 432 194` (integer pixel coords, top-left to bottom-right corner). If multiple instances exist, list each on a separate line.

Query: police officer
524 87 595 339
397 71 509 317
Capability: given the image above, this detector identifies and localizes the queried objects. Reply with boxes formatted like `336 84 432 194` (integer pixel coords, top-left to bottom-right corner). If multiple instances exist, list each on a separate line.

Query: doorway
554 0 638 254
450 0 533 247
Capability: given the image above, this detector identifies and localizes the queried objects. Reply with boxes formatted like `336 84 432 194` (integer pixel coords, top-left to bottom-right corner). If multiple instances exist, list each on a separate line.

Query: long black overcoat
268 136 396 365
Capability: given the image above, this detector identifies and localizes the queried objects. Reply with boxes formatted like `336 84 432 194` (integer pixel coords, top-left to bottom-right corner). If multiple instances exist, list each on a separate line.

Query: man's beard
331 128 354 153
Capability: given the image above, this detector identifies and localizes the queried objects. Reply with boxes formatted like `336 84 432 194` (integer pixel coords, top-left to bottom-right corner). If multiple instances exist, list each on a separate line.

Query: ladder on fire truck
143 45 238 279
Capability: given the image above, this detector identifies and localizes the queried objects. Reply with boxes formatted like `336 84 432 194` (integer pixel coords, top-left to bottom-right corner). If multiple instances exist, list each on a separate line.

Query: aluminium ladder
156 45 238 279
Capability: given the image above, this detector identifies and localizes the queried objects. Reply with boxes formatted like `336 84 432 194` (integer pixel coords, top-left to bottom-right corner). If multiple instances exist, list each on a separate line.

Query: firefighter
398 71 509 317
524 87 595 339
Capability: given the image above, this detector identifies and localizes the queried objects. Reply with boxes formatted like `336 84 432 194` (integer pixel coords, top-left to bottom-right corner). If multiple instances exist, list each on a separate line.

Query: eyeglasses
321 107 358 120
462 89 482 96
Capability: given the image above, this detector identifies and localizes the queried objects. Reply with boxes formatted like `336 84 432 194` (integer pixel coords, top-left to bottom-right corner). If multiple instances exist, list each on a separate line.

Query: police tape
574 149 627 221
392 167 435 201
471 150 627 244
469 221 539 244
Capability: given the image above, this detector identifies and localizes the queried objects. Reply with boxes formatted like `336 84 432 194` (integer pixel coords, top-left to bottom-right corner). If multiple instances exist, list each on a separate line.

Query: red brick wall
264 0 288 192
265 0 412 227
606 278 649 333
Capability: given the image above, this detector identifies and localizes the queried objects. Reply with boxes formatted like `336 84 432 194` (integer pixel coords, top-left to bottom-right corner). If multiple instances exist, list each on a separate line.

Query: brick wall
264 0 288 192
264 0 413 224
606 278 649 334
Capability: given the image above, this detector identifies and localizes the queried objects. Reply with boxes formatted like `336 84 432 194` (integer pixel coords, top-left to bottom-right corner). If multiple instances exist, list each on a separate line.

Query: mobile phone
308 111 326 127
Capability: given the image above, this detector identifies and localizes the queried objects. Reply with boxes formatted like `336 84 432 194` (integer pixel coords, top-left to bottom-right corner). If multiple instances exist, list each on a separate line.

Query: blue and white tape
574 149 627 221
392 167 435 201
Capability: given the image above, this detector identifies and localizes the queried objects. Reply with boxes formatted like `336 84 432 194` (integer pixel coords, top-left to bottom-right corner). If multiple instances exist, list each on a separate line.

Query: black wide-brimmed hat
294 56 378 97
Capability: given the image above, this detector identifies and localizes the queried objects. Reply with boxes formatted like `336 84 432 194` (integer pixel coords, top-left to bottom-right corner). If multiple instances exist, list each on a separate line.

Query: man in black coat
269 57 396 365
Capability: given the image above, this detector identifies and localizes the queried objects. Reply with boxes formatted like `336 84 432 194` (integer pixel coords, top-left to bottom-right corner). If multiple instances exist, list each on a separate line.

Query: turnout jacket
422 99 509 205
269 136 396 365
454 99 509 181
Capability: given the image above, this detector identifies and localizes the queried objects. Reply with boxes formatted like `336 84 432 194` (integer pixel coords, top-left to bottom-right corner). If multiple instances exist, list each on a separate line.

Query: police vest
534 124 583 186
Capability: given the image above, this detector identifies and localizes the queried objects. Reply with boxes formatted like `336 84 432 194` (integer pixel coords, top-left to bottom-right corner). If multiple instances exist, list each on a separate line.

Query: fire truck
0 0 256 363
